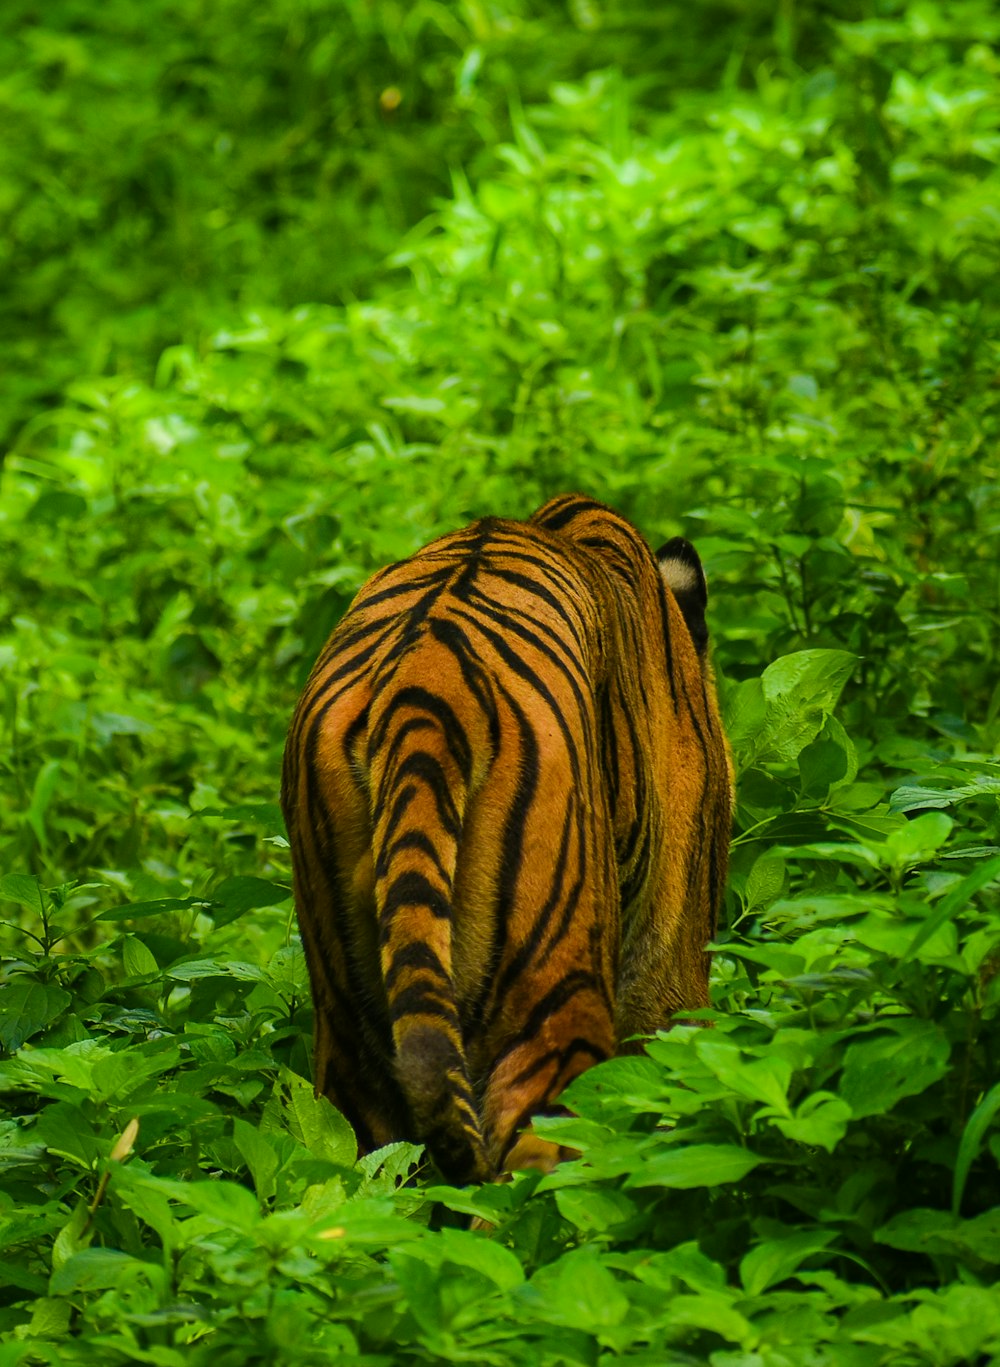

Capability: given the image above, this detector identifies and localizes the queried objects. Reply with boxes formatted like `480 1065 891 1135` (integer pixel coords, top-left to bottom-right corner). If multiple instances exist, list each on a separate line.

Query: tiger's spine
367 684 490 1183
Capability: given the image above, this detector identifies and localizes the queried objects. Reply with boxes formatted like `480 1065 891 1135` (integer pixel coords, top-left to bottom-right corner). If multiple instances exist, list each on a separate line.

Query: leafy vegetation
2 0 1000 1361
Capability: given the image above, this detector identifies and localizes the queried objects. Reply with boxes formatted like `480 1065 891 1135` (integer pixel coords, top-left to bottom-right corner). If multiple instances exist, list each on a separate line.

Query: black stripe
384 941 449 991
377 751 461 840
533 495 609 532
389 986 460 1025
377 829 450 885
379 871 451 938
368 686 473 784
492 969 601 1068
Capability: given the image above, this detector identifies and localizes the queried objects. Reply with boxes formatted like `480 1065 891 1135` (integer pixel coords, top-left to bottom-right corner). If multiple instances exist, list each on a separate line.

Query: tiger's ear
656 537 709 657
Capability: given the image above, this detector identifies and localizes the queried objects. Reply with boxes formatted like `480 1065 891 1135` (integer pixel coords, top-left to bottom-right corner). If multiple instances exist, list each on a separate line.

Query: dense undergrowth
2 0 1000 1362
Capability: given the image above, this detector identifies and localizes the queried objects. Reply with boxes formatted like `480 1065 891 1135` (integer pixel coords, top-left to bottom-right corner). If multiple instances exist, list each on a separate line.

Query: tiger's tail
367 682 490 1183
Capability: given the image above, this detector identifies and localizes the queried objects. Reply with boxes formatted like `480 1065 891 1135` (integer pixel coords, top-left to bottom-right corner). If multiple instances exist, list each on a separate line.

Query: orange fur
281 495 731 1181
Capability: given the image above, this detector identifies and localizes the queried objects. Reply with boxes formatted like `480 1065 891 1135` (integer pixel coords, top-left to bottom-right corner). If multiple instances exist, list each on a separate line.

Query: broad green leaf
724 677 767 764
554 1188 637 1232
875 1208 1000 1264
210 875 292 927
798 717 855 797
626 1143 763 1189
0 875 45 915
437 1229 524 1289
881 811 953 869
890 772 1000 813
91 1041 181 1101
744 853 785 910
50 1201 93 1275
1 1042 110 1094
740 1228 838 1294
0 983 71 1052
95 897 204 922
526 1250 629 1330
35 1103 101 1170
282 1069 357 1166
633 1242 727 1294
165 958 266 982
193 802 287 836
695 1036 793 1114
771 1093 852 1153
839 1022 950 1119
852 910 958 961
318 1200 425 1245
903 855 1000 961
166 1177 261 1231
23 1296 72 1339
50 1248 165 1296
111 1169 178 1251
122 935 159 979
755 649 858 764
233 1117 279 1203
661 1291 755 1347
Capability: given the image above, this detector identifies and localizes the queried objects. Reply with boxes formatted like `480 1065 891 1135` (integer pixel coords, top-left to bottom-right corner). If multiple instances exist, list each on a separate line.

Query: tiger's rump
282 496 731 1180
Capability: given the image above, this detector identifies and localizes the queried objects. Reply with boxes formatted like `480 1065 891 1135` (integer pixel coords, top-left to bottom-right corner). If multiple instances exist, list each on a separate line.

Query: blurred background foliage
2 0 998 886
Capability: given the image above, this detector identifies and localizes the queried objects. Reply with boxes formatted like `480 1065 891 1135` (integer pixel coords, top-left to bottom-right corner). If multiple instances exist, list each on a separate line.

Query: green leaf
527 1250 629 1330
50 1201 94 1274
25 760 62 853
890 772 1000 813
50 1248 164 1295
903 854 1000 961
839 1022 950 1119
881 811 953 869
23 1295 73 1339
0 874 46 915
122 935 159 978
233 1117 279 1203
282 1069 357 1166
953 1082 1000 1217
634 1242 727 1294
165 958 266 982
724 677 768 764
554 1187 638 1231
876 1208 1000 1265
798 717 855 797
0 982 71 1052
771 1093 852 1153
437 1229 525 1289
90 1040 181 1101
695 1036 793 1115
661 1291 755 1347
210 875 292 927
740 1228 838 1294
111 1169 179 1252
755 649 857 764
744 853 785 911
168 1177 261 1231
626 1143 763 1189
2 1042 110 1095
95 897 205 922
193 802 287 836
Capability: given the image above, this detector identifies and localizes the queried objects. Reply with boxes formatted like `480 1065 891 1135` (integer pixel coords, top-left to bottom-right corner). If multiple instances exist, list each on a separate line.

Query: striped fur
281 494 731 1182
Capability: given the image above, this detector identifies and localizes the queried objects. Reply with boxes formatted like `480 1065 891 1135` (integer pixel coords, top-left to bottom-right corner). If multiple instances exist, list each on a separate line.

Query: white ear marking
660 561 699 595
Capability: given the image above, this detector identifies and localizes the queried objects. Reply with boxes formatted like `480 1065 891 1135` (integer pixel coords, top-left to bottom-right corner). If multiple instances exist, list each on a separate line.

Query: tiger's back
282 494 731 1181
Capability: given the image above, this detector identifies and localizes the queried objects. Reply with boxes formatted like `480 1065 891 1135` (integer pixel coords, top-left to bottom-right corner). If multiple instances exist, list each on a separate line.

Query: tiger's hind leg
471 766 620 1176
477 952 617 1174
285 706 410 1155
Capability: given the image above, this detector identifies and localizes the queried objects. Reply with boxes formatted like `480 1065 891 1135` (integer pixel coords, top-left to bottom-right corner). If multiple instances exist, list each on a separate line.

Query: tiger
281 493 731 1183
